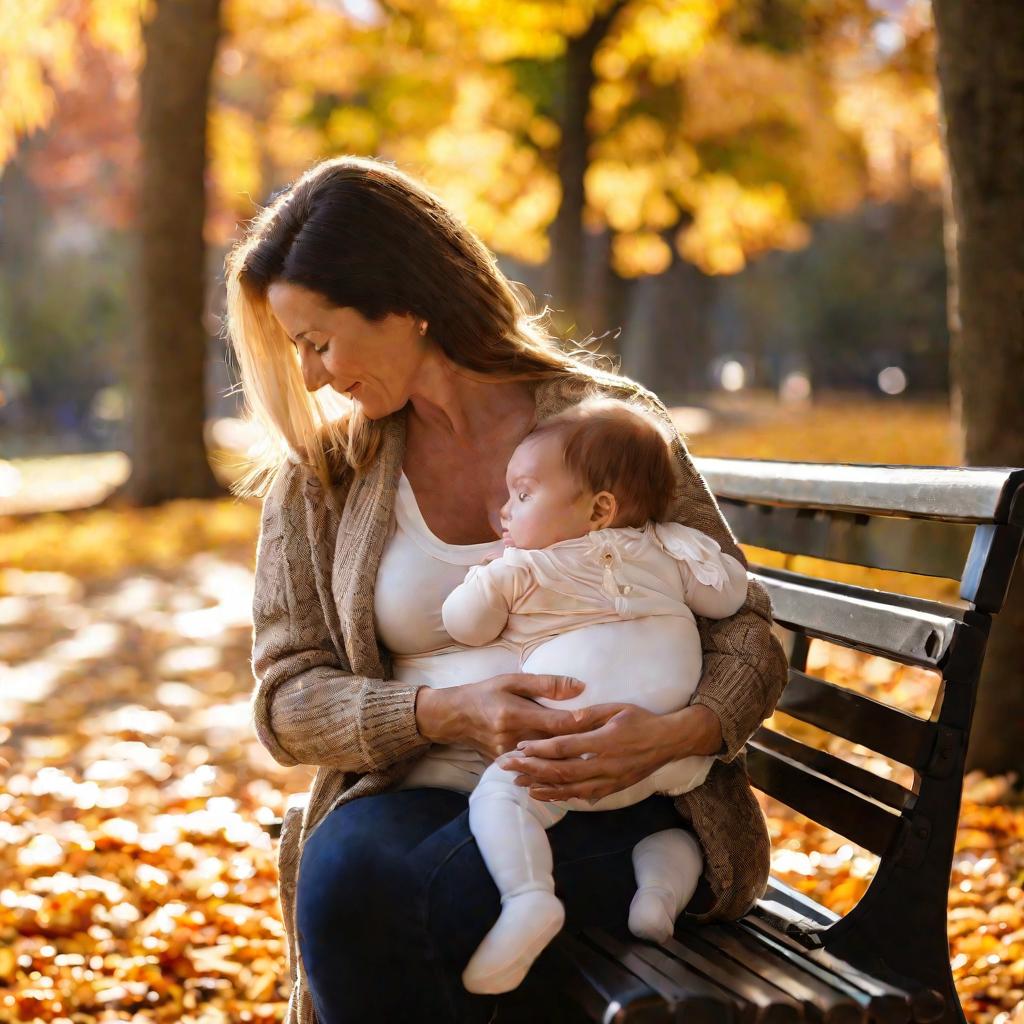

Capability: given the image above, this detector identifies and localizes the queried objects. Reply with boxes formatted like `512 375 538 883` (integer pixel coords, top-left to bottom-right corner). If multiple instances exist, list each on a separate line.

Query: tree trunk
128 0 223 504
624 229 716 405
932 0 1024 775
548 0 626 339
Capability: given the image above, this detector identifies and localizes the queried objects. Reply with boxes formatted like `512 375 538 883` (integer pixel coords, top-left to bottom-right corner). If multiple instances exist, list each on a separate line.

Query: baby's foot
462 891 565 994
628 886 677 944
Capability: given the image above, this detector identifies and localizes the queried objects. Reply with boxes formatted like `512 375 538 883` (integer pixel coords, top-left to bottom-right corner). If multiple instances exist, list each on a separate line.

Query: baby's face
498 433 599 550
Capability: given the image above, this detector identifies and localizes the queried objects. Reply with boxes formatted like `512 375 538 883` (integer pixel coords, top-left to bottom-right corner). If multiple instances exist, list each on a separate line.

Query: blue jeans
296 785 691 1023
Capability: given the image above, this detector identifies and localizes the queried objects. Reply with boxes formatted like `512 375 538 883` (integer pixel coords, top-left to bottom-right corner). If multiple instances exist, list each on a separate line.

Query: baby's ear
590 489 618 527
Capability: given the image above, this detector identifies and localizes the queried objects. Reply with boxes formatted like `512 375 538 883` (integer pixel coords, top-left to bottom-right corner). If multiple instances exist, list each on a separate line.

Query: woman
228 155 788 1024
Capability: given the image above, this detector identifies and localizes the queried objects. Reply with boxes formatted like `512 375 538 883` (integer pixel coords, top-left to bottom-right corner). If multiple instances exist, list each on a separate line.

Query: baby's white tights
463 763 704 994
628 827 703 943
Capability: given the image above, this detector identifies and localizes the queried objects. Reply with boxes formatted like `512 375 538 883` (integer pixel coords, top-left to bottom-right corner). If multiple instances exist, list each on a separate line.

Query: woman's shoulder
258 457 310 536
262 450 353 526
540 367 667 416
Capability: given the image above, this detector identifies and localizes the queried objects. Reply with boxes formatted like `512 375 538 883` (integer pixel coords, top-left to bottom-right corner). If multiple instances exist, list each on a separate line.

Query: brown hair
526 397 678 528
223 155 617 499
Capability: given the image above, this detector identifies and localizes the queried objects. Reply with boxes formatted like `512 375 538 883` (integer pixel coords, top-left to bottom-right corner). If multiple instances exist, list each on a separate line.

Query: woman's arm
641 386 789 762
251 460 431 773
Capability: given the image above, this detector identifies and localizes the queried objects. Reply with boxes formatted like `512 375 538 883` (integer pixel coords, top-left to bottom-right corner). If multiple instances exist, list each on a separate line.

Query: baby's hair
526 396 677 528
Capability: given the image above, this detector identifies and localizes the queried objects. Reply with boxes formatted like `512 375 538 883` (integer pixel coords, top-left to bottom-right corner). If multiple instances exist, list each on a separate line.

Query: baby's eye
518 490 529 501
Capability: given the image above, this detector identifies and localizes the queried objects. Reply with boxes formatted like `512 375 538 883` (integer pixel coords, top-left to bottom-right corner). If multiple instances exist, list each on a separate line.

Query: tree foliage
4 0 944 273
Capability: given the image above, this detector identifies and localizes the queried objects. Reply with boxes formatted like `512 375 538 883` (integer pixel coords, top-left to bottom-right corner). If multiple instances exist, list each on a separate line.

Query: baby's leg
463 762 568 995
629 829 704 944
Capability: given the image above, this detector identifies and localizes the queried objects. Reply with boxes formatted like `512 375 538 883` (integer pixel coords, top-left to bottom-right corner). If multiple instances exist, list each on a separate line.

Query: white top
373 469 505 656
373 470 519 777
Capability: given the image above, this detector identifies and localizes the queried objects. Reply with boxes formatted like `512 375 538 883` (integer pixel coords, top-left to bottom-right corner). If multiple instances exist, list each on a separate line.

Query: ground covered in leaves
1 401 1022 1023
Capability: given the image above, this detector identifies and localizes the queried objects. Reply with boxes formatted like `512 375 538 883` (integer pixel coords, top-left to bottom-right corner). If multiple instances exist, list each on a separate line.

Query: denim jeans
295 785 692 1023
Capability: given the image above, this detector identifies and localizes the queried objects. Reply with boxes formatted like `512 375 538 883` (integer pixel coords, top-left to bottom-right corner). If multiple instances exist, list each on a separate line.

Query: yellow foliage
0 1 78 165
208 106 263 241
586 24 868 276
834 70 945 198
326 106 380 154
0 500 260 585
676 177 810 275
612 0 724 68
587 161 663 233
612 230 673 276
394 67 561 263
86 0 146 66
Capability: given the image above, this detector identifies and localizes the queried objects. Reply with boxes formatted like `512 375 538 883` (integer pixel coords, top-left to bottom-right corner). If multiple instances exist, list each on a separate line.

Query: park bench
502 457 1024 1024
264 457 1024 1024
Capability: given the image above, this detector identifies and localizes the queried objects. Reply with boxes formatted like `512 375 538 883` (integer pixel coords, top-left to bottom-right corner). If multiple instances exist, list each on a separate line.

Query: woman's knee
296 811 416 945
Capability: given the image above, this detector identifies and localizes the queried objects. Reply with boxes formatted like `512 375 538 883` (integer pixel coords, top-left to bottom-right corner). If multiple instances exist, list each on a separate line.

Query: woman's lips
346 382 360 396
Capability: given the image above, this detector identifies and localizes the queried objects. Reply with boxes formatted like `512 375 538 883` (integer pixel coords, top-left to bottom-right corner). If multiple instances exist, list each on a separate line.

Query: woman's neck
406 350 537 446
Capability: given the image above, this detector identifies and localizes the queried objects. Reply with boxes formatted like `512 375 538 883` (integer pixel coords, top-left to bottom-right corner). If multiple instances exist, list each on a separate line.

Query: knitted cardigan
250 370 789 1024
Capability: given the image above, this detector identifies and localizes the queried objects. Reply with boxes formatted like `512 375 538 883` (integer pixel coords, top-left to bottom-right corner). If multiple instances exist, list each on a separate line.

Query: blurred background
1 1 1022 1022
1 0 950 480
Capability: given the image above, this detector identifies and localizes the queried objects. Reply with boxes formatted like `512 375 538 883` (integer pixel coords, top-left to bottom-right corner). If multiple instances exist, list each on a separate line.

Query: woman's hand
495 703 725 802
414 673 590 761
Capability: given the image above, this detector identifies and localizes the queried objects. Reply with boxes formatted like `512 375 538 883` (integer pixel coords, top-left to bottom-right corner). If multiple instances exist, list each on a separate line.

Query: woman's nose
298 348 331 392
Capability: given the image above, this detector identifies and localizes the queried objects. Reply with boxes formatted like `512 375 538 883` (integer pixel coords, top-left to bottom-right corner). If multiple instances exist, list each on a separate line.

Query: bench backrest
694 456 1024 976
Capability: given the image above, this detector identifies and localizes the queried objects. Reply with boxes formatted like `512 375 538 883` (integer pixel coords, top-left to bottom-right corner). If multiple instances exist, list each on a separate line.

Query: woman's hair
223 154 619 499
526 397 678 527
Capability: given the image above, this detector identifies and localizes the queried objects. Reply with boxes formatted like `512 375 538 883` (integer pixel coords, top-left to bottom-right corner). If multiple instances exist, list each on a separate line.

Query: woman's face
267 281 428 419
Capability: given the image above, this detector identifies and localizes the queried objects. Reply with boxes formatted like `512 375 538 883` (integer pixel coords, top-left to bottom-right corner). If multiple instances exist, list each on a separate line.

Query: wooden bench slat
775 670 936 771
762 880 838 929
737 920 914 1024
659 930 804 1022
550 931 671 1023
751 728 914 812
719 499 974 579
697 924 866 1024
760 564 970 620
754 569 960 668
606 941 750 1024
961 521 1024 611
745 743 903 856
582 928 737 1023
695 459 1024 524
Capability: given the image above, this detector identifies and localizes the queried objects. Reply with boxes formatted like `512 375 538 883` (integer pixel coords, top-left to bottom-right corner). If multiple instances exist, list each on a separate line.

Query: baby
440 395 749 995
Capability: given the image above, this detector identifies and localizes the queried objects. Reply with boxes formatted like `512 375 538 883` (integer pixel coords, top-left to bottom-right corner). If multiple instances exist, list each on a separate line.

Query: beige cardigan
250 370 789 1024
